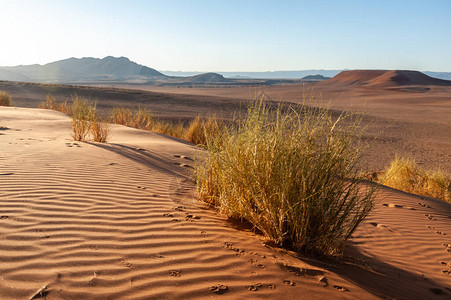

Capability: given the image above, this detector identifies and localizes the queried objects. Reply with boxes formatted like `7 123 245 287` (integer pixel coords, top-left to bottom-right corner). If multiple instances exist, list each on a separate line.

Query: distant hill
323 70 451 87
301 74 330 80
0 56 167 83
185 72 227 83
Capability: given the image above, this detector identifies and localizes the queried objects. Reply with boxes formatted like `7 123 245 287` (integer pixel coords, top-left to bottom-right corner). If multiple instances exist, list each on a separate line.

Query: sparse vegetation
112 106 153 130
184 115 224 146
39 94 71 114
0 91 12 106
71 96 109 143
195 100 375 256
378 157 450 202
110 106 225 144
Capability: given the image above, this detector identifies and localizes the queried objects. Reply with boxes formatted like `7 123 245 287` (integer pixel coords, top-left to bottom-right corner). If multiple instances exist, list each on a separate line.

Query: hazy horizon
0 0 450 72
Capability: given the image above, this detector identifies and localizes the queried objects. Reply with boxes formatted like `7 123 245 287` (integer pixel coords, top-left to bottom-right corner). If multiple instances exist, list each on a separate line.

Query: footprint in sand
120 261 132 268
185 213 201 221
248 283 262 291
137 186 147 190
383 203 403 208
333 285 349 292
174 155 193 161
249 258 265 269
283 280 296 286
209 284 228 294
443 244 451 253
318 276 329 287
173 206 185 212
169 270 181 277
418 202 431 208
0 215 8 219
442 270 451 275
440 261 451 267
425 214 436 220
163 213 174 218
173 162 193 168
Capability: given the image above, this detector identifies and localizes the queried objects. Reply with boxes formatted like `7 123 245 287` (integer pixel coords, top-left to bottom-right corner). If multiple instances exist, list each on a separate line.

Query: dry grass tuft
90 118 110 143
0 91 12 106
195 100 375 256
112 106 152 130
379 157 450 202
71 95 109 143
39 95 71 114
72 96 95 141
184 115 224 146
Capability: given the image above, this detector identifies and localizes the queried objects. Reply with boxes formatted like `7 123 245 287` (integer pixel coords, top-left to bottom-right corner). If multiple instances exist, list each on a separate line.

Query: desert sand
1 106 450 299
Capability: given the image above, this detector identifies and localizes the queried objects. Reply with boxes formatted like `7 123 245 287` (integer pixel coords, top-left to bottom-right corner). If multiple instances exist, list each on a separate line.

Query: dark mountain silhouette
323 70 451 87
0 56 167 83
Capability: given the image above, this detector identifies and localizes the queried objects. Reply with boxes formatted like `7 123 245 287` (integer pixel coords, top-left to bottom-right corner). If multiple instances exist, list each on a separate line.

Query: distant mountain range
0 56 450 84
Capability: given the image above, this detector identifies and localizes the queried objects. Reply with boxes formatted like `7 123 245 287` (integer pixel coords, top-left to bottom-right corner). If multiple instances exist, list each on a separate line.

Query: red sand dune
322 70 451 87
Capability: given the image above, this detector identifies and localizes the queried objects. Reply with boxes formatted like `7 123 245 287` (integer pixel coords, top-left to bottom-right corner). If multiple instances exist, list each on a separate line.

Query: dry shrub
91 118 110 143
111 106 152 130
39 95 71 114
72 96 95 141
195 100 375 256
379 157 450 202
184 115 224 146
0 91 12 106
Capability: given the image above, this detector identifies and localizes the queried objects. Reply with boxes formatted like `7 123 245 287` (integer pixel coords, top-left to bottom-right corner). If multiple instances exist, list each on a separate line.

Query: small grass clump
39 95 71 114
72 96 109 142
184 115 224 146
195 101 375 256
112 106 153 130
379 157 450 202
0 91 12 106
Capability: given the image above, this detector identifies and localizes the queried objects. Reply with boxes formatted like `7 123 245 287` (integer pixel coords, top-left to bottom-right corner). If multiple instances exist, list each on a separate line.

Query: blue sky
0 0 450 71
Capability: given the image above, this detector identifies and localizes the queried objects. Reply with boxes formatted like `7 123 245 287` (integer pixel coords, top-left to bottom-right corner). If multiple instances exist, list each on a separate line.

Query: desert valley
0 55 450 300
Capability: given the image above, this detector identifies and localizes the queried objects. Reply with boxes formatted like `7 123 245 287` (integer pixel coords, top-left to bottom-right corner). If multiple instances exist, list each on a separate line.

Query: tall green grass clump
0 91 12 106
195 101 375 256
71 96 109 142
379 157 450 202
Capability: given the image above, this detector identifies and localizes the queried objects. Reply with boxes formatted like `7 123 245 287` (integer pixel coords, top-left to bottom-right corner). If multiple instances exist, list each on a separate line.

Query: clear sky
0 0 450 72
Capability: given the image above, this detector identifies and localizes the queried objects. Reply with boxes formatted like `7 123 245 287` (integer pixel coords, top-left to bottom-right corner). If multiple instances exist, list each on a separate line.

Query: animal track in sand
0 215 8 219
174 155 193 161
425 214 436 220
283 280 296 286
318 276 329 287
249 258 266 269
247 282 262 291
163 213 174 218
209 284 228 294
333 285 349 292
120 260 132 268
185 213 201 221
169 270 181 277
442 270 451 275
440 261 451 267
224 242 245 255
418 202 431 208
382 203 403 208
137 186 147 189
172 206 185 212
